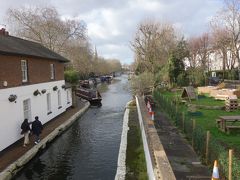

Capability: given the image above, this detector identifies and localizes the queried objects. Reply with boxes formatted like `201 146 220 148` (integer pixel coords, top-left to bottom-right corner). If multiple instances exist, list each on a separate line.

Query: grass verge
125 106 147 180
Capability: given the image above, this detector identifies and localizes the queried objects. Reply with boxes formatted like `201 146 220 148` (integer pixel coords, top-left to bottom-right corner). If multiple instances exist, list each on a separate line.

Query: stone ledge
136 96 176 180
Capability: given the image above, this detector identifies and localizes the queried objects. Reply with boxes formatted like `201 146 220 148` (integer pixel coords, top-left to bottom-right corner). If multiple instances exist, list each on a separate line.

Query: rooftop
0 29 69 63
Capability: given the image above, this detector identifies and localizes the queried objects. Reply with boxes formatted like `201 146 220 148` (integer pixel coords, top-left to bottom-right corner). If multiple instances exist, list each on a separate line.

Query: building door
23 99 31 121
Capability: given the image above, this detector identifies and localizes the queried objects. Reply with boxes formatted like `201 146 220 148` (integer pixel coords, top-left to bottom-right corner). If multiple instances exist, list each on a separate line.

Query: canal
14 75 132 180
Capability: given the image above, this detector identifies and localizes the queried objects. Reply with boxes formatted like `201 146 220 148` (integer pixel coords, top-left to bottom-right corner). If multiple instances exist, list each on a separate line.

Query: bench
216 119 239 125
187 176 211 180
218 116 240 132
216 118 240 130
226 126 240 134
216 119 221 128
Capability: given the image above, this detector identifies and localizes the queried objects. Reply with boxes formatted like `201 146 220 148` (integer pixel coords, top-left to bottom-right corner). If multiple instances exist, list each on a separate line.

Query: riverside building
0 28 72 151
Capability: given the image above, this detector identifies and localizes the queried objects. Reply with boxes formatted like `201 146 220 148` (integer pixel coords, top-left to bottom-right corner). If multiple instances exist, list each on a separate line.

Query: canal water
14 75 132 180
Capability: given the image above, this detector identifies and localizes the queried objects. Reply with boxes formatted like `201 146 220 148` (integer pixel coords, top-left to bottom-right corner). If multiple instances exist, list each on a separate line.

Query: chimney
0 28 9 36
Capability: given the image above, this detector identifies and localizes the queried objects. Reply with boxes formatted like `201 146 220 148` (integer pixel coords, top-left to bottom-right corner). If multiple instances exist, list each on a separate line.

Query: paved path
154 110 211 180
0 98 86 172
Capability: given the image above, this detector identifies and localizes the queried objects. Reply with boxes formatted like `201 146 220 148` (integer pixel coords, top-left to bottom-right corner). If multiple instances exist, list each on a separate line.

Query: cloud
0 0 224 64
99 43 132 64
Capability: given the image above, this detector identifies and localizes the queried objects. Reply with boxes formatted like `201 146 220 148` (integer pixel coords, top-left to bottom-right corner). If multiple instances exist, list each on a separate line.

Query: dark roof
0 35 69 62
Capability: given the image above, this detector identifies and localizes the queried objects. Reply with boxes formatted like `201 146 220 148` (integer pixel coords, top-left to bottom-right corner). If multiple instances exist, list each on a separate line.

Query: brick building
0 28 72 151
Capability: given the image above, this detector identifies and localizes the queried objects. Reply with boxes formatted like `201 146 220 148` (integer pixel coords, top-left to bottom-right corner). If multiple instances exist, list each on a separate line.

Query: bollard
148 107 152 115
151 111 154 120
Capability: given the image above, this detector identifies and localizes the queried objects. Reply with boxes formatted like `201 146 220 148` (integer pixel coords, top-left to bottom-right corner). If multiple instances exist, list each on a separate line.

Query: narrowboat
100 75 113 83
76 86 102 106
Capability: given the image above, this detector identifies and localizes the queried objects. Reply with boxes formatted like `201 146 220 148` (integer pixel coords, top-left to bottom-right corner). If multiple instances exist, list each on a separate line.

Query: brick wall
0 54 65 89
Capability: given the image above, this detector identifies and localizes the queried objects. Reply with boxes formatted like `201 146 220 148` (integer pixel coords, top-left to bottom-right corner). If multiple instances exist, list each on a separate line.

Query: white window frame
58 90 62 108
21 60 28 82
47 93 51 113
50 64 55 80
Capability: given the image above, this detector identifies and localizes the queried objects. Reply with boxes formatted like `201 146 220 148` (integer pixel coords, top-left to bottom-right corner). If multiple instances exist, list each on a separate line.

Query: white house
0 28 72 152
184 49 239 72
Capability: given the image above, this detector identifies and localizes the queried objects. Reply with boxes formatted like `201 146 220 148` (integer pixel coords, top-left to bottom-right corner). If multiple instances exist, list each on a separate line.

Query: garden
153 89 240 179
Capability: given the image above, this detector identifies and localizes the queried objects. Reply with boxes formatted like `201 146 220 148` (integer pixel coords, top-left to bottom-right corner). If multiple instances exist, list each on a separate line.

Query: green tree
64 70 79 85
168 39 188 86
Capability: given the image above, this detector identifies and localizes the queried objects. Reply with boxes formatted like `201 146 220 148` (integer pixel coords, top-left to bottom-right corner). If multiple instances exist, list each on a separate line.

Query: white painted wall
0 80 72 151
135 96 156 180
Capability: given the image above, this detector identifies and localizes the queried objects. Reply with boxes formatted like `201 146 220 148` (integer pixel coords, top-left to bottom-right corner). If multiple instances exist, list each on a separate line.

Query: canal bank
13 75 132 180
115 101 131 180
125 100 148 180
136 96 176 180
0 99 90 180
115 100 148 180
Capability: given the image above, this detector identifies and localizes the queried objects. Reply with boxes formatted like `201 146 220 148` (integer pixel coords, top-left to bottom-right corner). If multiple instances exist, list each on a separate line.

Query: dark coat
21 121 30 133
31 119 43 135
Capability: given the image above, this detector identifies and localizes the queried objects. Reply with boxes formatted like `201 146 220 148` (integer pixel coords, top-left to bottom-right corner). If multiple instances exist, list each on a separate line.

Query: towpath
154 109 211 179
0 98 86 172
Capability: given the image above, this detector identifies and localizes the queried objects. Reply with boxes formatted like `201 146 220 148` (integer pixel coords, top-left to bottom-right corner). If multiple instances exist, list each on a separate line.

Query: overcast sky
0 0 224 64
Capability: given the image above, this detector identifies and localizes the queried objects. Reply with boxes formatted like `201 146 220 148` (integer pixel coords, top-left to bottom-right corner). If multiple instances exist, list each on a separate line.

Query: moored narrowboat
76 87 102 106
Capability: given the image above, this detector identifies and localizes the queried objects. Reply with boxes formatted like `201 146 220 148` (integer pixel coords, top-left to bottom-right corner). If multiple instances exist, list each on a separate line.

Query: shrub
177 73 189 86
188 69 205 86
130 72 154 95
64 70 79 85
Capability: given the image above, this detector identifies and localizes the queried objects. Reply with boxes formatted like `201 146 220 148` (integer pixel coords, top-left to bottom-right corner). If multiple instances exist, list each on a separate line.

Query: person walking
21 119 31 147
31 116 43 144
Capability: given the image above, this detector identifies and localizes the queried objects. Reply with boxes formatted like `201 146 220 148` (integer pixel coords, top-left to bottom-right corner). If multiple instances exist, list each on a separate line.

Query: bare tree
6 6 123 78
210 26 234 71
187 37 199 68
187 33 210 70
131 20 176 74
65 40 94 77
6 6 87 54
198 33 210 70
213 0 240 78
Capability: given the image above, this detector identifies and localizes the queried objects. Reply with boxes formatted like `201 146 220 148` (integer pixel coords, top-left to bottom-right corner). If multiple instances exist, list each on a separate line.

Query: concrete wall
0 80 72 151
136 96 156 180
115 101 131 180
136 96 176 180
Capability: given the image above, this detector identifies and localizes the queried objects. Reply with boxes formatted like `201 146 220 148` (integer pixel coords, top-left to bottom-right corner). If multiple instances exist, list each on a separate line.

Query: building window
23 99 31 121
21 60 28 82
58 90 62 108
47 93 52 114
50 64 55 80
